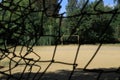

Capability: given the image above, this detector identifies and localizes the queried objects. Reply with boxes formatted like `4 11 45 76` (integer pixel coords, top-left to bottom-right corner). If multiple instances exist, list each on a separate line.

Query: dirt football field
0 44 120 80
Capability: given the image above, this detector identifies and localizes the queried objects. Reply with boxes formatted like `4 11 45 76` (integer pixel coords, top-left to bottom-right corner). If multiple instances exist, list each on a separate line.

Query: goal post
61 35 80 45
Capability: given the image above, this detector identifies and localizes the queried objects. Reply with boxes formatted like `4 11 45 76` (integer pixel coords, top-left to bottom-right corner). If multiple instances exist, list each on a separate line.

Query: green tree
89 1 116 43
65 0 87 34
0 0 59 46
64 0 116 44
64 0 90 44
0 0 40 46
34 0 59 45
112 1 120 42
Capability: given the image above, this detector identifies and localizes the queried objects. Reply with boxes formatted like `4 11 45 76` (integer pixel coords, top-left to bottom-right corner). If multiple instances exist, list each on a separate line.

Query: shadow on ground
0 68 120 80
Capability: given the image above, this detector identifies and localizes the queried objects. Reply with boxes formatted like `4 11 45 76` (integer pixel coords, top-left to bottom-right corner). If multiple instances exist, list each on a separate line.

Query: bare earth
33 45 120 70
0 44 120 79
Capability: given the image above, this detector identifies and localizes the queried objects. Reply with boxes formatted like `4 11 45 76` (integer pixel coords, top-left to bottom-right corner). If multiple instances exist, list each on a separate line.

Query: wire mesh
0 0 120 80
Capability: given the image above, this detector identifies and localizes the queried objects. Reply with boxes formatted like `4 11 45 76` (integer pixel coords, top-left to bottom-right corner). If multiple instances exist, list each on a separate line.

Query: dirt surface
40 45 120 70
0 44 120 79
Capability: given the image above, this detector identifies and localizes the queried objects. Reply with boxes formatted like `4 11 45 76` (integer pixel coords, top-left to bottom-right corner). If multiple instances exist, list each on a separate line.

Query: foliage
0 0 59 46
64 0 118 44
0 0 120 46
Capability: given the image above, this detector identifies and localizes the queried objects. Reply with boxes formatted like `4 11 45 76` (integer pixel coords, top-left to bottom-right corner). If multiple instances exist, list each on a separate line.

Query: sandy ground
32 44 120 70
0 44 120 79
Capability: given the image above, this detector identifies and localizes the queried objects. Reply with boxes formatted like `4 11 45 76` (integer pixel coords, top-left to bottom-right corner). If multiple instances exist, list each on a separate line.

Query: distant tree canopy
0 0 120 46
0 0 59 46
35 0 60 16
63 0 120 44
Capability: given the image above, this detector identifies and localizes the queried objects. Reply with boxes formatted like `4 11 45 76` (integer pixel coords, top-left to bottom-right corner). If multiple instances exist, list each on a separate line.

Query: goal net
0 0 120 80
